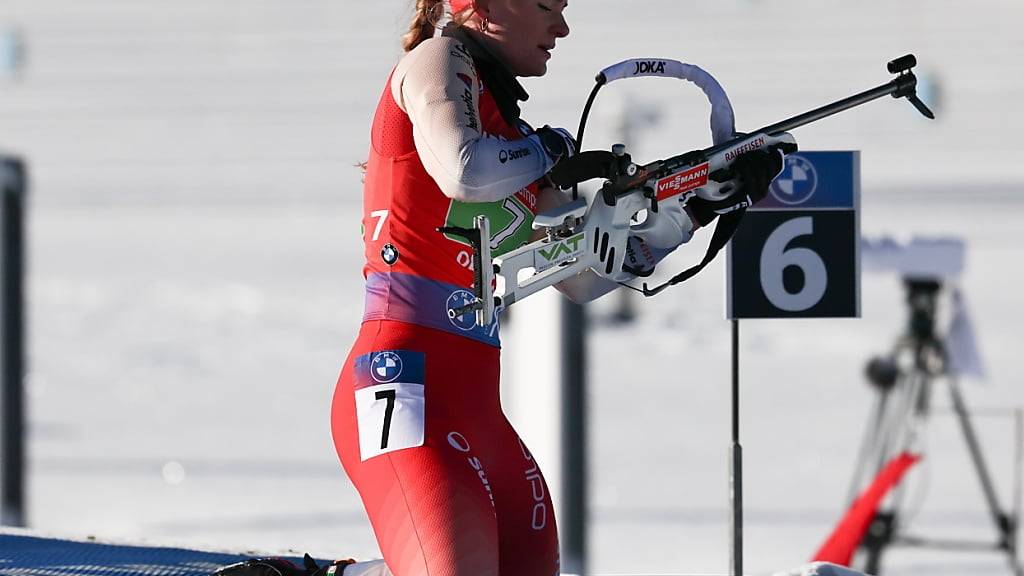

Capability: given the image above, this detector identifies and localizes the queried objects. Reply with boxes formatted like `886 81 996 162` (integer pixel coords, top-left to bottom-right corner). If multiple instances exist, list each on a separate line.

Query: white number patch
356 382 425 461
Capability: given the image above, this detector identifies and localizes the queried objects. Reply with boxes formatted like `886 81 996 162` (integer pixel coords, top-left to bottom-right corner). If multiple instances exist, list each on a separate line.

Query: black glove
731 146 784 204
534 125 577 165
547 149 618 189
686 147 785 227
212 554 353 576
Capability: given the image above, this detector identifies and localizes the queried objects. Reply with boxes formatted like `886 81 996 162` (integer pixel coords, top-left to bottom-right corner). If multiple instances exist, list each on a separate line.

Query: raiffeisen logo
723 136 767 163
656 163 710 200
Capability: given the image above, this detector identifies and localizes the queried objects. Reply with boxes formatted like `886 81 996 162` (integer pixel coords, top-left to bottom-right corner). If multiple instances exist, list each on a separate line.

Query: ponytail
403 0 475 53
403 0 444 53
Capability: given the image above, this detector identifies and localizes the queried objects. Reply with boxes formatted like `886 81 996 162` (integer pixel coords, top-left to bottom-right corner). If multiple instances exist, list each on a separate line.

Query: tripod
846 278 1023 575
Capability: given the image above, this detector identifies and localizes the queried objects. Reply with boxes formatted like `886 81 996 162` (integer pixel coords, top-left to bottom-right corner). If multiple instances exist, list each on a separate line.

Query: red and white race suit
332 28 561 576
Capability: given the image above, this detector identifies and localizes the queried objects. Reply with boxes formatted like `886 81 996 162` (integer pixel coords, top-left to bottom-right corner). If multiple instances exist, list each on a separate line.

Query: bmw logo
447 289 477 331
381 244 399 265
770 155 818 205
370 351 403 383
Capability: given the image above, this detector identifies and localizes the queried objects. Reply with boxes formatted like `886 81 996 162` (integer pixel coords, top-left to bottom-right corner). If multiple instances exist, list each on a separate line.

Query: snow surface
1 1 1023 575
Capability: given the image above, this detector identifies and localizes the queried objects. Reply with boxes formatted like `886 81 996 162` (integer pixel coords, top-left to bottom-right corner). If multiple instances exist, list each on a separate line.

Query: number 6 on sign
759 217 828 312
727 151 859 319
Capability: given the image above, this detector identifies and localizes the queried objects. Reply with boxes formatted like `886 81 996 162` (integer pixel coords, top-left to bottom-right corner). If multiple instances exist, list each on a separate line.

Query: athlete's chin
521 60 549 78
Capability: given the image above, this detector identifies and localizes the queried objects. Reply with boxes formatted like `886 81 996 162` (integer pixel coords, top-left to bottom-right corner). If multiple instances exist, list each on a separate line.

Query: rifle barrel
758 79 902 136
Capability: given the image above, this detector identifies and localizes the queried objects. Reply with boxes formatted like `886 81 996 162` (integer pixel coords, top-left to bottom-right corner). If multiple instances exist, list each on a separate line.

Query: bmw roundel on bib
370 351 404 383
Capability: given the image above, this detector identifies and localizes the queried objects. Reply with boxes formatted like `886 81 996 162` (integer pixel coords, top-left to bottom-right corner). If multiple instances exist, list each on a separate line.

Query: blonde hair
403 0 475 52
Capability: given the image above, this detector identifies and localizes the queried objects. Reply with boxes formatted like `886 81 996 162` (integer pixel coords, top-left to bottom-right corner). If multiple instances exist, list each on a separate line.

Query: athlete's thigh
332 321 503 576
482 419 560 576
351 441 499 576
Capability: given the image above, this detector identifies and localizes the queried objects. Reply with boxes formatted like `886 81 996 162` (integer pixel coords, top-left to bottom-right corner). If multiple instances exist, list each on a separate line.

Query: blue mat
0 534 314 576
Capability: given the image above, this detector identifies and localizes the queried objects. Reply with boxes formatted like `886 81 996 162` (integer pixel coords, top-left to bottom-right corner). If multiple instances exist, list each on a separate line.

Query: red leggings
331 320 559 576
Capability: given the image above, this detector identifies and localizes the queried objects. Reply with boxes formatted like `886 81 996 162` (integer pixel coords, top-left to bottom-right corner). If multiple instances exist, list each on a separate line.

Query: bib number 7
354 351 426 461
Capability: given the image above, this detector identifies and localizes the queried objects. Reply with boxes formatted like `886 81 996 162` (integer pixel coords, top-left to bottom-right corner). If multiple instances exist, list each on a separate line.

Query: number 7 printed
369 210 389 241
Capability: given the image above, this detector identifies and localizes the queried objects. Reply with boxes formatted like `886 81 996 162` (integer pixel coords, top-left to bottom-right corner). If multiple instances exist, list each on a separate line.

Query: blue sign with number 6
726 151 860 319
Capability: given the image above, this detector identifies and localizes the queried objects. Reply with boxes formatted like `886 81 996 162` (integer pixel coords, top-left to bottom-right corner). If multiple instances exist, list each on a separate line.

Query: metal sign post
730 319 743 576
1 156 26 527
562 299 587 576
726 151 861 574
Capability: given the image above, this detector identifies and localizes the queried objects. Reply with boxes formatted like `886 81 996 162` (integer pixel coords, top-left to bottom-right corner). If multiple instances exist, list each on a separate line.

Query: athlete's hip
332 319 503 461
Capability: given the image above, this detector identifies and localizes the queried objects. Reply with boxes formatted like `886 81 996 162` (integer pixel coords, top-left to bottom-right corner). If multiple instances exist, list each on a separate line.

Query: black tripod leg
948 377 1011 546
862 511 897 575
849 390 893 505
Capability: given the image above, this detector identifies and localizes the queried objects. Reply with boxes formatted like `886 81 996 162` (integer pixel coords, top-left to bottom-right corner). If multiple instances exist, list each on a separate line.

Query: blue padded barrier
0 533 318 576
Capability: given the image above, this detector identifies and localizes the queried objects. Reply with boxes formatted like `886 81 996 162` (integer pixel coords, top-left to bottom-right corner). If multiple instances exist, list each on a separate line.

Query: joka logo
456 73 473 90
538 233 585 264
656 163 710 200
370 351 403 383
633 60 667 75
770 155 818 205
447 289 478 331
499 147 531 164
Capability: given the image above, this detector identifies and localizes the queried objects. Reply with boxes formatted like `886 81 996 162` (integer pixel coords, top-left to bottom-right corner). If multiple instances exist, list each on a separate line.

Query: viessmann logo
656 163 710 200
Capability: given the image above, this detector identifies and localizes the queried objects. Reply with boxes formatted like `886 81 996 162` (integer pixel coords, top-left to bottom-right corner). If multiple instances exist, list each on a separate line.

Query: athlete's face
477 0 570 77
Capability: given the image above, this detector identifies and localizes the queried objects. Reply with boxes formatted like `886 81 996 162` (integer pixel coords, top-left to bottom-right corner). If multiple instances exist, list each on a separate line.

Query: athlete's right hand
532 125 577 168
629 196 696 250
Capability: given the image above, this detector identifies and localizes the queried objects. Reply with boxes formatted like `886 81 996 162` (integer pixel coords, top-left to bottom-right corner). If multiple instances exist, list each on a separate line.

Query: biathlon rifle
441 54 934 327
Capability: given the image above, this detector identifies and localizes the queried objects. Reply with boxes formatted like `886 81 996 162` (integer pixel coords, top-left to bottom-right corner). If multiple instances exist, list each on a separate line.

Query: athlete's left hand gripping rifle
444 54 934 327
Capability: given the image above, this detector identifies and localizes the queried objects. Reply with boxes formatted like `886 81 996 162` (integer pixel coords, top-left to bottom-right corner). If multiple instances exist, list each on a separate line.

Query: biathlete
215 1 783 575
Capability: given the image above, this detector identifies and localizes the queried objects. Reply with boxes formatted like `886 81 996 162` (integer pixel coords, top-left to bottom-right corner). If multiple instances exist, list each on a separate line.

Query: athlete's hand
621 234 661 278
629 196 695 250
533 125 577 167
687 147 785 227
732 146 785 205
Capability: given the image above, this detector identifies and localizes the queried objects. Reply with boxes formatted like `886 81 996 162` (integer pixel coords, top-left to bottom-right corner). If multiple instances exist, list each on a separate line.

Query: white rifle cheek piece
445 54 933 325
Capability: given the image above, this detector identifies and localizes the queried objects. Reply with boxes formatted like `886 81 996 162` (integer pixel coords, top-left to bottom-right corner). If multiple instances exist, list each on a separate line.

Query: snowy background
1 1 1023 574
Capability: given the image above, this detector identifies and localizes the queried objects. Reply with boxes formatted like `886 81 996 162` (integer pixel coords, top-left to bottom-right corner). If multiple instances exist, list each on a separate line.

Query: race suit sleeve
392 37 552 203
